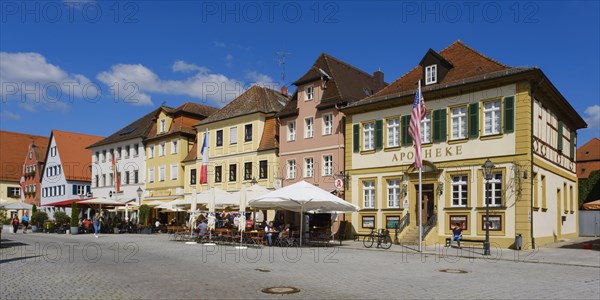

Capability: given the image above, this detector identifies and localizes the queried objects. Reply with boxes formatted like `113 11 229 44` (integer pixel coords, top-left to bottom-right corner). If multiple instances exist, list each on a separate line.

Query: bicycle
363 228 392 249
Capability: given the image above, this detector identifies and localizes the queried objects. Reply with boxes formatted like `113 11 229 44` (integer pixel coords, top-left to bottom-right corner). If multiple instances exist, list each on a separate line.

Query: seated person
448 223 463 248
197 220 208 236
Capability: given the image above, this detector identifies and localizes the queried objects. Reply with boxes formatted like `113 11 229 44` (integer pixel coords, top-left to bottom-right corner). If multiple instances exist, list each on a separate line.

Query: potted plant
113 217 121 234
70 202 79 235
30 210 48 233
138 204 152 234
53 211 70 233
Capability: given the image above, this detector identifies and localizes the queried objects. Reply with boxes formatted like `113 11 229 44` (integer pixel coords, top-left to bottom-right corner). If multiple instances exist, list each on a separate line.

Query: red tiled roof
0 131 49 182
199 86 289 125
373 40 508 98
578 138 600 163
182 141 198 162
258 117 279 151
51 130 103 182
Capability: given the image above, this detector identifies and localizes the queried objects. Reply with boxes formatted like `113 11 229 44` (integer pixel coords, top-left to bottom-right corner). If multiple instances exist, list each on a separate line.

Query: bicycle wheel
363 235 374 248
380 236 392 249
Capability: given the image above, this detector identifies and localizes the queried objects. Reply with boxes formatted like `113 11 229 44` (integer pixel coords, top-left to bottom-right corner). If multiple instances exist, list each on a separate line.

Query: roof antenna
276 51 291 82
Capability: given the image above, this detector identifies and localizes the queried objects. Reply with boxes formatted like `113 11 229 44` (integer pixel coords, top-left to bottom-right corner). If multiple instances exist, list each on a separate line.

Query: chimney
281 85 288 96
373 70 385 92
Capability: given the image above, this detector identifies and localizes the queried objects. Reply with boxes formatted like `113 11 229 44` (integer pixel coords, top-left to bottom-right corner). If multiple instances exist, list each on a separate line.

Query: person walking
11 216 19 234
93 213 101 238
21 213 29 234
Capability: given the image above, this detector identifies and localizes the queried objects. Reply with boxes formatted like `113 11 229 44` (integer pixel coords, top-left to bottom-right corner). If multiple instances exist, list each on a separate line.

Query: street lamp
136 187 143 204
482 158 495 256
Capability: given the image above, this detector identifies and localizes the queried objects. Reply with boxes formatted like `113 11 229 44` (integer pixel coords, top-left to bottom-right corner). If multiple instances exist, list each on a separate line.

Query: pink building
277 53 386 195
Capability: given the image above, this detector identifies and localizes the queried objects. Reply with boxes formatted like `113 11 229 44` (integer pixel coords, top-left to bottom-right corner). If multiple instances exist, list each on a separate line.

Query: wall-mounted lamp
437 182 444 195
401 182 408 198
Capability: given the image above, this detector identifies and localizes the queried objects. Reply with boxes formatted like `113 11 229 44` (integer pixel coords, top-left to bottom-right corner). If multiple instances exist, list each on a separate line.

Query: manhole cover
255 268 271 272
439 269 468 274
261 287 301 294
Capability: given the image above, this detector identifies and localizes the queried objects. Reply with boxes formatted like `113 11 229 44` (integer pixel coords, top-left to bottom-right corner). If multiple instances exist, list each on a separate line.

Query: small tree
70 202 79 227
32 204 37 215
31 211 48 227
138 204 150 226
53 211 70 225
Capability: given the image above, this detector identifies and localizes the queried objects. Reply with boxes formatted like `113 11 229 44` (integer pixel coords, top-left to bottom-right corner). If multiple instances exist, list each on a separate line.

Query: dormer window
425 64 437 85
160 119 166 133
305 86 314 100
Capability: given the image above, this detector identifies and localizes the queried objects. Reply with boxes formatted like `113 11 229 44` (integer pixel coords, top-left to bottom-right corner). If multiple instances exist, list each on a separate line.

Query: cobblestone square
1 230 599 299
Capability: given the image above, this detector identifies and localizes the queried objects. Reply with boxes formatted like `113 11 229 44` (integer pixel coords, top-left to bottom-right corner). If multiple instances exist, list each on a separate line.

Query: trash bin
515 233 523 250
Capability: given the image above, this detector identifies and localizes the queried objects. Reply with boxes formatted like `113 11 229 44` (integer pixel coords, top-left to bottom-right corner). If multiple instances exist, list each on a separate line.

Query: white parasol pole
418 167 423 252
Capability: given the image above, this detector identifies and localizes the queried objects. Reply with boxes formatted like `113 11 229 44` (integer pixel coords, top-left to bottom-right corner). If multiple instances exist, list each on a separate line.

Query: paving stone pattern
1 230 598 299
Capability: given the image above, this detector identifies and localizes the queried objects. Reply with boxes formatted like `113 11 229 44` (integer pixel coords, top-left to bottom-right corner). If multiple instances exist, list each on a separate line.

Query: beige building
189 86 289 197
342 41 587 249
143 103 218 218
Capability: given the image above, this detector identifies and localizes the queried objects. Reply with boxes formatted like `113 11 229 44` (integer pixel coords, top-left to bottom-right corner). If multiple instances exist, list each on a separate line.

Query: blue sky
1 0 598 145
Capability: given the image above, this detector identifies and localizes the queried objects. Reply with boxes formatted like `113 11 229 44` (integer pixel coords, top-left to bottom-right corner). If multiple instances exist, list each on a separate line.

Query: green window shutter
401 115 412 146
353 124 360 153
469 103 479 138
433 109 447 143
504 96 515 133
570 130 576 160
375 119 383 150
557 121 563 151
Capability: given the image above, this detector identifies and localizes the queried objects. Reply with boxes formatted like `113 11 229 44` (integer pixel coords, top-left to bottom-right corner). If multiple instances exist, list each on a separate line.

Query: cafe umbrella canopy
248 180 360 246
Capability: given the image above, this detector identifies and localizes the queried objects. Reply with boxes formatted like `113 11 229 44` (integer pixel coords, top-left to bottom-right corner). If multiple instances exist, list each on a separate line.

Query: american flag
408 80 426 169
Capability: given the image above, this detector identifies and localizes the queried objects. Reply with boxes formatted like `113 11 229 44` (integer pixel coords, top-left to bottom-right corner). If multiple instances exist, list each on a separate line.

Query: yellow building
188 86 289 198
143 103 218 218
342 41 586 249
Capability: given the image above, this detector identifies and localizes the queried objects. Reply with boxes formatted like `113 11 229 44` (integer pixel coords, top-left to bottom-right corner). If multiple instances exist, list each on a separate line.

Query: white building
87 109 160 206
40 130 103 215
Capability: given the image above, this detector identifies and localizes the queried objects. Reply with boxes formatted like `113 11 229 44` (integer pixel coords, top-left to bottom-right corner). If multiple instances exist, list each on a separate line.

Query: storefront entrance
414 184 434 225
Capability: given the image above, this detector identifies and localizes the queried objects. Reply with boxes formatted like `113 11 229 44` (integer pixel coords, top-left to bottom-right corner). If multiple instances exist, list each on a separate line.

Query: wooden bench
445 237 486 248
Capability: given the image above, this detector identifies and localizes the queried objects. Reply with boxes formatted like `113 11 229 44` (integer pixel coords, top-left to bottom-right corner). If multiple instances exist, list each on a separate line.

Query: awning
42 198 90 207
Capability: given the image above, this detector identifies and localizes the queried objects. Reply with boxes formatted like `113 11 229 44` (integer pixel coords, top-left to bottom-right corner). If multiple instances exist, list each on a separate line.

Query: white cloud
97 62 277 106
214 41 226 48
172 60 209 73
0 110 21 121
0 52 90 112
584 105 600 128
225 54 234 68
246 71 276 88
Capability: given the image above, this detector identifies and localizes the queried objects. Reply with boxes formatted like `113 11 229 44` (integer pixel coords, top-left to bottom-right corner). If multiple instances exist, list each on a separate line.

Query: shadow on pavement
559 238 600 251
0 255 42 264
0 239 29 249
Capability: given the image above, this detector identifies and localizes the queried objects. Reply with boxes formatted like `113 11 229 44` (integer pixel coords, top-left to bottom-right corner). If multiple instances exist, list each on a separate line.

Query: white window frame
363 180 375 208
77 185 86 195
451 175 469 207
425 64 437 85
485 173 503 207
387 179 400 208
323 155 333 176
148 168 155 183
363 122 375 151
483 100 502 135
133 144 139 156
159 142 166 156
420 112 432 144
159 165 165 182
323 113 333 135
171 139 178 154
304 157 314 178
286 160 296 179
170 164 178 180
148 145 154 159
229 127 238 145
160 119 166 133
304 117 314 138
451 106 467 140
305 86 314 100
287 121 296 141
387 118 400 148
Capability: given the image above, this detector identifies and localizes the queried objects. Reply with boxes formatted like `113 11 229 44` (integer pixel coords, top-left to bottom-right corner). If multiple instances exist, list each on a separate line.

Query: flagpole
418 167 423 252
